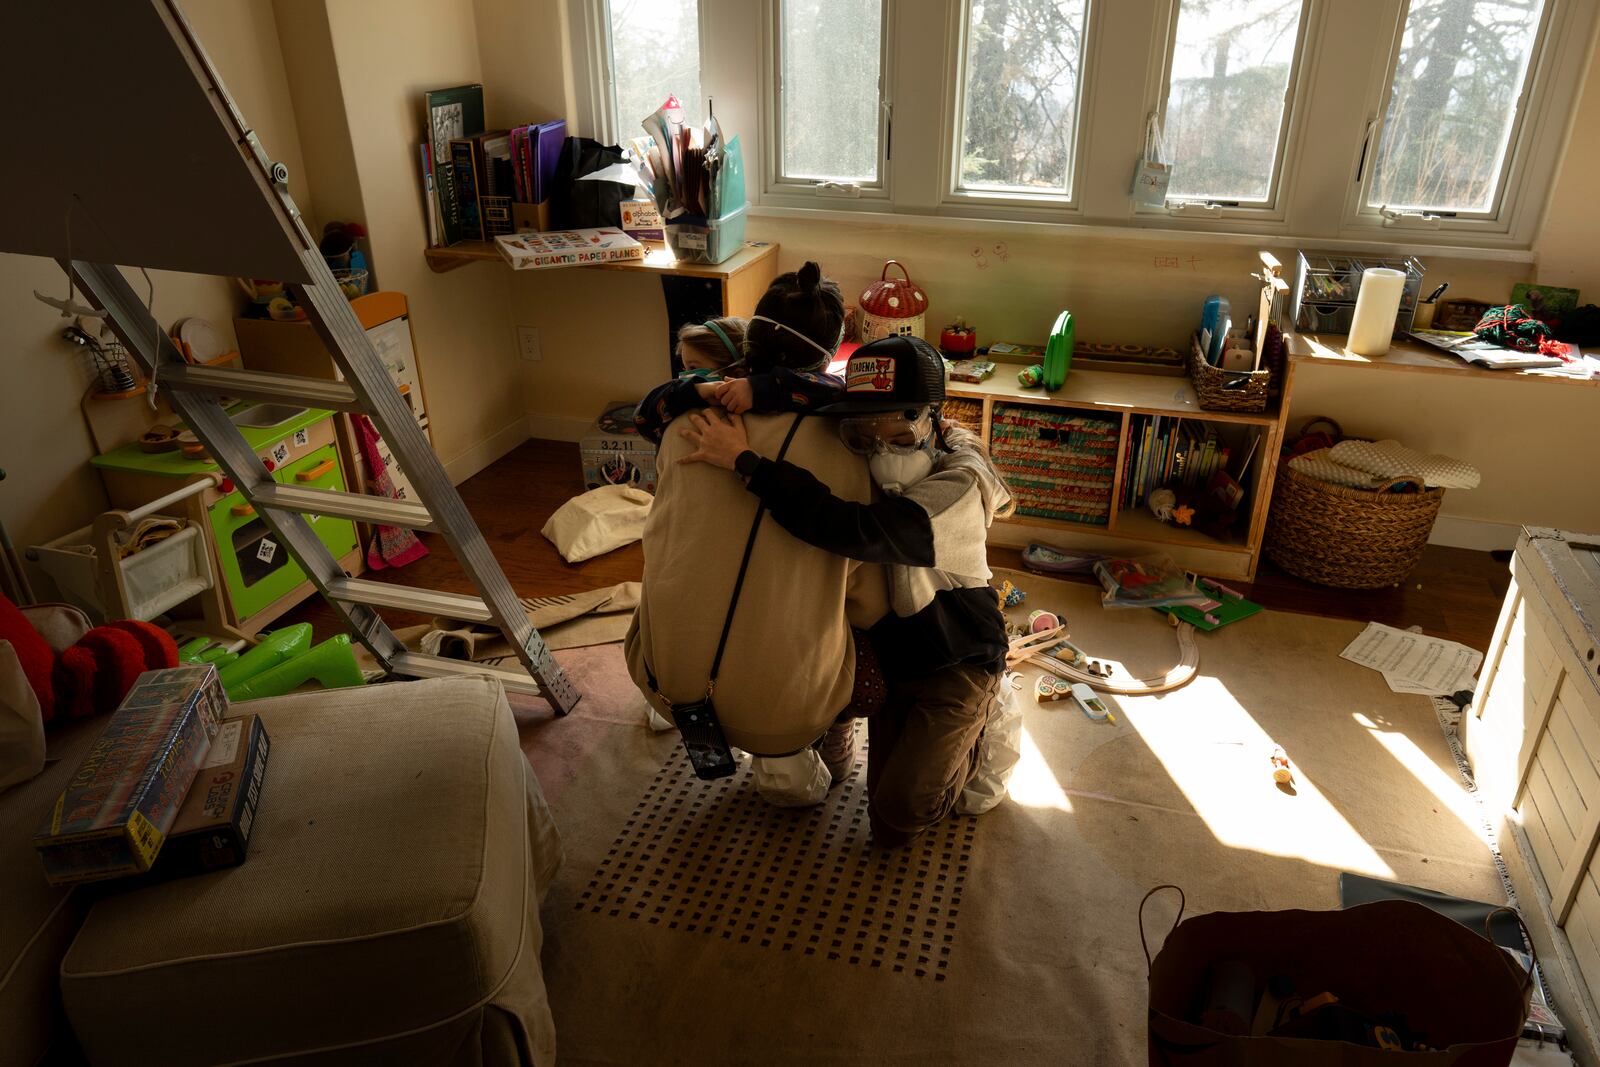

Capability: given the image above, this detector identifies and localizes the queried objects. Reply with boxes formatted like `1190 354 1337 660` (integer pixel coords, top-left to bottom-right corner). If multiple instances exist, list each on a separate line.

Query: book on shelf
1407 329 1566 370
419 143 440 246
423 84 484 246
508 119 567 204
494 227 644 270
448 139 485 242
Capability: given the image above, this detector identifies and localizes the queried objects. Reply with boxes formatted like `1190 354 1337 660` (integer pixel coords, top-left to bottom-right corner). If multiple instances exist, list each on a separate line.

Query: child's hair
745 261 845 373
675 317 747 370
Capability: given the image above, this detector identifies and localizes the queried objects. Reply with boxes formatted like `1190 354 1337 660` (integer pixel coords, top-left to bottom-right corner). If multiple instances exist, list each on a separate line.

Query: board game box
152 713 269 878
494 227 643 270
34 665 226 885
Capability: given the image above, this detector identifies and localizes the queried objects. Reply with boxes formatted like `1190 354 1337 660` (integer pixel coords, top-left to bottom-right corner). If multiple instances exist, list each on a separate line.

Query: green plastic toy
229 634 366 702
217 623 313 695
1044 309 1074 390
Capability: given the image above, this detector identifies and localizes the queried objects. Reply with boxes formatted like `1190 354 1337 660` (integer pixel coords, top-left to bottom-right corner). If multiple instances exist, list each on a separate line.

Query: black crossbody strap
643 413 805 698
705 413 804 692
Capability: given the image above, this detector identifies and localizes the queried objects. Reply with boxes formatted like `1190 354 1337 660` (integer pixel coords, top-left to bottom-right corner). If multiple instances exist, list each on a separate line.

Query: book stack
989 404 1119 525
1119 416 1231 510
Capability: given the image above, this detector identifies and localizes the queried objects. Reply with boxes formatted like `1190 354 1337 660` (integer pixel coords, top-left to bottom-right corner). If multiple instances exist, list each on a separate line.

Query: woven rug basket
1264 462 1445 588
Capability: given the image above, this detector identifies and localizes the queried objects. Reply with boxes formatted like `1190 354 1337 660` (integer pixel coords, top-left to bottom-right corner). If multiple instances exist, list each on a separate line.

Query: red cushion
55 627 146 720
0 592 54 721
105 619 179 671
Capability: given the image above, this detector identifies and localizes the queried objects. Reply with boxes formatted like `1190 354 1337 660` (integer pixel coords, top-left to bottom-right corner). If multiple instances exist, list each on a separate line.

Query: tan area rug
518 573 1502 1066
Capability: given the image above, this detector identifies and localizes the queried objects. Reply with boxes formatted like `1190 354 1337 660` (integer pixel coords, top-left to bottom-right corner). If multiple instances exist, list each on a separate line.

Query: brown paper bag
1145 895 1529 1066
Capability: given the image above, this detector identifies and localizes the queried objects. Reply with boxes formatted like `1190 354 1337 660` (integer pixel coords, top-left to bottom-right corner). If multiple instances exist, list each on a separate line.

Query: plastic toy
996 579 1026 609
1271 745 1294 786
1017 364 1044 388
229 634 365 702
1071 682 1115 723
1036 675 1073 703
1027 609 1060 633
217 623 313 695
1043 309 1073 390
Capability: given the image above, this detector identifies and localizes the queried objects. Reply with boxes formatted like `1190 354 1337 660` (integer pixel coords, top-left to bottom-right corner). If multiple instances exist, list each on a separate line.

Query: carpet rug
521 575 1504 1065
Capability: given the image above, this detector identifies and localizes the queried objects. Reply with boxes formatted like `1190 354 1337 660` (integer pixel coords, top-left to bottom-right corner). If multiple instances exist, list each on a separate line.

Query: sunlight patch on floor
1353 712 1481 834
1007 724 1073 812
1125 676 1395 878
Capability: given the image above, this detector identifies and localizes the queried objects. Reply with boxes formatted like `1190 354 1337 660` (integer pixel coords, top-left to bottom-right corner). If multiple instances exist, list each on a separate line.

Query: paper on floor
1340 622 1483 695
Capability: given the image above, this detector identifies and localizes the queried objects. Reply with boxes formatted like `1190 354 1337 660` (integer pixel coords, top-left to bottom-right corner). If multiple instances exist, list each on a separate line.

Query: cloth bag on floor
1145 894 1530 1065
542 485 653 563
956 670 1022 815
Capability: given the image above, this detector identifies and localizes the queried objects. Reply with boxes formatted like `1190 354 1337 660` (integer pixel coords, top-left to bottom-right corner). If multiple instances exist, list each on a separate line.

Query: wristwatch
734 450 762 479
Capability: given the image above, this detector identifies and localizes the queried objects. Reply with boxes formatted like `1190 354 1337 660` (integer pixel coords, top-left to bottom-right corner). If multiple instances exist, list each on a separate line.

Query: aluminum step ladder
61 10 578 715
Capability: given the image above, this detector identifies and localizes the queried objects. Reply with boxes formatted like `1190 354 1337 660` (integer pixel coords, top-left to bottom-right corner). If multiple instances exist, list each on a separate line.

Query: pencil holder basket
1187 335 1270 413
1264 463 1445 589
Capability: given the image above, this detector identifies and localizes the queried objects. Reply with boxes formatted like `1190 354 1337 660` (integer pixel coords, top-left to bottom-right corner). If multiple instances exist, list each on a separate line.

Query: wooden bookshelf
958 366 1286 580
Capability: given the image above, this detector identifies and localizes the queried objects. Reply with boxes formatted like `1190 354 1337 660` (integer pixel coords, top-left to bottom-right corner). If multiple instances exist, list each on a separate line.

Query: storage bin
988 403 1119 525
1263 462 1444 588
665 202 748 265
30 520 212 623
1188 334 1271 414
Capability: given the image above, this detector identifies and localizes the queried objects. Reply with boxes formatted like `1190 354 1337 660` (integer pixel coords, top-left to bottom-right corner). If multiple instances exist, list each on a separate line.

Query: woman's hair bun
797 261 822 294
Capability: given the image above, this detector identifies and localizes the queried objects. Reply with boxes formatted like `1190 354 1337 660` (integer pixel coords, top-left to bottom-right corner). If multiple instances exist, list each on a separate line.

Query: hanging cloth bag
1131 112 1174 208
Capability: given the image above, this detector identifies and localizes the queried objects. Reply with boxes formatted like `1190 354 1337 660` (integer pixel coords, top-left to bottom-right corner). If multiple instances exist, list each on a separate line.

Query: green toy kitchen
92 402 363 635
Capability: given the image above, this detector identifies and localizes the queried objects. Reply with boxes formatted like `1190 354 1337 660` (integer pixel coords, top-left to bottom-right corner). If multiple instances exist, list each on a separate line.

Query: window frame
940 0 1101 216
564 0 1595 251
762 0 896 201
1341 0 1575 242
1134 0 1318 223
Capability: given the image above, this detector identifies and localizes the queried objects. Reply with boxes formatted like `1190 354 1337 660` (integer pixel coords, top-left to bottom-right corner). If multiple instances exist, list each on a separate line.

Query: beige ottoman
60 676 563 1065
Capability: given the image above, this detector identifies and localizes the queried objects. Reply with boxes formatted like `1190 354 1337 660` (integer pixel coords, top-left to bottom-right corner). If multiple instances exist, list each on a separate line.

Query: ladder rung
253 484 437 532
161 364 361 411
389 652 540 696
327 577 492 622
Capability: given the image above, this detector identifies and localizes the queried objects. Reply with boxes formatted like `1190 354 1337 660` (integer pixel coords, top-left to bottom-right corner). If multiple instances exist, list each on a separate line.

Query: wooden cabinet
1464 527 1600 1057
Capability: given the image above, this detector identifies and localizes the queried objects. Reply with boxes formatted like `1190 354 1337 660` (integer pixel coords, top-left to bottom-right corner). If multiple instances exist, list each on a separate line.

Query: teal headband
704 320 741 363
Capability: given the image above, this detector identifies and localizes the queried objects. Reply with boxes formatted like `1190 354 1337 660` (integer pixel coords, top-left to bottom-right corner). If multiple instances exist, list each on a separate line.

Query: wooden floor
285 439 1512 652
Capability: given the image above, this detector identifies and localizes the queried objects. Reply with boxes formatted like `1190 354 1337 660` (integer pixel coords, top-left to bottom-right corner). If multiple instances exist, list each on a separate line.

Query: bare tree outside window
1162 0 1305 203
960 0 1090 195
609 0 702 135
1368 0 1545 213
780 0 885 182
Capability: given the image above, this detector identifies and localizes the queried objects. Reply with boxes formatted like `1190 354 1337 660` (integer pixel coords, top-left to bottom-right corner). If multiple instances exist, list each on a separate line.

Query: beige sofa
2 660 561 1065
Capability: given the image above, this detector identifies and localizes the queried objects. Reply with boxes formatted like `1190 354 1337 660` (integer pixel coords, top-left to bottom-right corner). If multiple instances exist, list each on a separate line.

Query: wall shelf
424 238 780 283
948 368 1281 426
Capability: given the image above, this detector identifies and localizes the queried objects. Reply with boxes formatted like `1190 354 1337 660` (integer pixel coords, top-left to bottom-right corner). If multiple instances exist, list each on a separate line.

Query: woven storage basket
1188 335 1270 413
989 403 1119 525
1264 463 1445 588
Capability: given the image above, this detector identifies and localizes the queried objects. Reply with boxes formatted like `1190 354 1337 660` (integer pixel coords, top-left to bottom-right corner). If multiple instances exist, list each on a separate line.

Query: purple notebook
531 119 566 203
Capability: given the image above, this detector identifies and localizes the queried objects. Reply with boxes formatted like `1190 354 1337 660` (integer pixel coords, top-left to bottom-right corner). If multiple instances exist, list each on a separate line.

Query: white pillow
0 639 46 792
1328 439 1481 490
541 485 654 563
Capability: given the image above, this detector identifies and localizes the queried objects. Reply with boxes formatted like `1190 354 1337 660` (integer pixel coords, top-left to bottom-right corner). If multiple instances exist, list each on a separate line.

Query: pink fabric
353 415 429 570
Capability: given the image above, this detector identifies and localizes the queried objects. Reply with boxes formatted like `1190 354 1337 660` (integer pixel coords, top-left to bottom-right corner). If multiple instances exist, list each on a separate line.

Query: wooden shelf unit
1289 332 1600 389
423 239 782 322
952 367 1285 580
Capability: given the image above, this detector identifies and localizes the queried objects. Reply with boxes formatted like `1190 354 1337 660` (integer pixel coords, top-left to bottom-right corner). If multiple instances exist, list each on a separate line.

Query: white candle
1347 267 1407 356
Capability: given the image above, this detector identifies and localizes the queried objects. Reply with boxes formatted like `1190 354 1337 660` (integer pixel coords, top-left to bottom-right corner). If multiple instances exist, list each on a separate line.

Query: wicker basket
1264 463 1445 588
1188 335 1270 413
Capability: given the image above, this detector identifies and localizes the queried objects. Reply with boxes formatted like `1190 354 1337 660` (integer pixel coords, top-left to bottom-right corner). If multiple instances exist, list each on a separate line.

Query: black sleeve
633 379 709 444
746 369 846 413
745 458 934 566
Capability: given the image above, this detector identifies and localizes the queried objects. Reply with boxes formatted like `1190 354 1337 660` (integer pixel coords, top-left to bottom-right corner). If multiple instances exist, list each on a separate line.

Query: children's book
423 85 484 246
449 139 485 242
495 228 644 270
1408 329 1564 370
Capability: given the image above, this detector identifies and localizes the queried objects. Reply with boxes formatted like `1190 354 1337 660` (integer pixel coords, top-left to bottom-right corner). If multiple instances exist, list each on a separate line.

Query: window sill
744 202 1538 263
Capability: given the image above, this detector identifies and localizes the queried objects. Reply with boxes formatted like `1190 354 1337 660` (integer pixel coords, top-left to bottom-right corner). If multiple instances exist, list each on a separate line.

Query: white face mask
869 446 936 493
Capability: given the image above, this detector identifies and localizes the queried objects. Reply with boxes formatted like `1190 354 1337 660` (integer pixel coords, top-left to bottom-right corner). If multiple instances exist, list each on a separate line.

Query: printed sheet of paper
1340 622 1483 695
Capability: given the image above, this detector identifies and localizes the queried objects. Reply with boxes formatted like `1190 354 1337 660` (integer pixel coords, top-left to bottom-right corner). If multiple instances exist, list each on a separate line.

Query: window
776 0 886 185
955 0 1091 199
1158 0 1309 206
605 0 703 136
1365 0 1548 216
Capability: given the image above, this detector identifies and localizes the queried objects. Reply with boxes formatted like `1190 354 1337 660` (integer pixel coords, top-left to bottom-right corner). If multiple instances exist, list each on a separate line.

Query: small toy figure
1036 675 1073 703
1271 745 1293 786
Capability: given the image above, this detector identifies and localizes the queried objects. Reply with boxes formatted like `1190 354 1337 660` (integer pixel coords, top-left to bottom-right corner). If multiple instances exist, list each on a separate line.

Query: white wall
0 0 310 553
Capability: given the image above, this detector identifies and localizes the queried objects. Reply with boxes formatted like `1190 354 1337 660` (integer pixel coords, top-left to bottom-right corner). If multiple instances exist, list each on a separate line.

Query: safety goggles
837 411 933 455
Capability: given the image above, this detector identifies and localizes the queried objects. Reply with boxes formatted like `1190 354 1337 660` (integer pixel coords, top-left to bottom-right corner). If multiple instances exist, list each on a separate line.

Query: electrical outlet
517 325 542 362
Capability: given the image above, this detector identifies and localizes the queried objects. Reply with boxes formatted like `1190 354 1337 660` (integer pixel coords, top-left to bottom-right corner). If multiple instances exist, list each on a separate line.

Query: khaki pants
867 663 1002 847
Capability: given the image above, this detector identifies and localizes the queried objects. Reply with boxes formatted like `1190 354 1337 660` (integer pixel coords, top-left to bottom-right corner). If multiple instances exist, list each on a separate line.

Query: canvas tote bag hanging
1131 112 1173 208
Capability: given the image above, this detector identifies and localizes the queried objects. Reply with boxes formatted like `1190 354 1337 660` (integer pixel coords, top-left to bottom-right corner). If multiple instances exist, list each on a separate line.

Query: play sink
230 403 308 428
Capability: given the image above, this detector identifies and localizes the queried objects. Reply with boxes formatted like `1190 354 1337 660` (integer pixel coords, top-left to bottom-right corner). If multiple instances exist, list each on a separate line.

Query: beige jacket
625 413 888 755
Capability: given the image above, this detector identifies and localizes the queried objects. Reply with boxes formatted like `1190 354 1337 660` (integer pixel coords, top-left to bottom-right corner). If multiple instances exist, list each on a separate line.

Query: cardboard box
34 666 226 885
152 714 270 878
580 401 658 494
619 198 664 243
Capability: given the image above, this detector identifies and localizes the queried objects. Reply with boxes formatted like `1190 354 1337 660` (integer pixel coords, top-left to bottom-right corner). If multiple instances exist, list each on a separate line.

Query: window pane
608 0 702 133
1368 0 1546 213
1163 0 1305 203
781 0 883 182
960 0 1089 195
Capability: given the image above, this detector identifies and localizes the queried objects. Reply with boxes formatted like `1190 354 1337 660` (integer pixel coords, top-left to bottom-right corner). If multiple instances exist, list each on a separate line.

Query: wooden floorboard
286 438 1511 652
